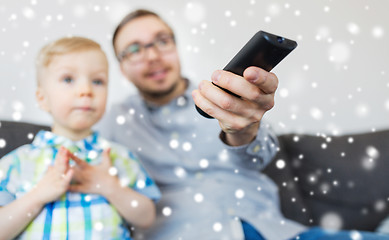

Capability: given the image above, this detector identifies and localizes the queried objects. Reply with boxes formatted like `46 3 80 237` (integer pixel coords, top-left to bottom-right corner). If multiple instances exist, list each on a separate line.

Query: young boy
0 36 160 239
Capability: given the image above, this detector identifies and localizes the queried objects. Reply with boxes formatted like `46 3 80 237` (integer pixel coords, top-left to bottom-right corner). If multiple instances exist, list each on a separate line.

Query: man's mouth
147 68 168 80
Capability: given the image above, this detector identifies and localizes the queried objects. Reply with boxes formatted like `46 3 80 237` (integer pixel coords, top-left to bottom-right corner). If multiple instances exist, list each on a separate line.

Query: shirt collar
32 130 101 153
143 78 194 112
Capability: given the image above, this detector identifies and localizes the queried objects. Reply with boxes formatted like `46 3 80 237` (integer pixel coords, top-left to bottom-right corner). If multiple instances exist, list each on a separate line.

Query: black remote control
196 30 298 119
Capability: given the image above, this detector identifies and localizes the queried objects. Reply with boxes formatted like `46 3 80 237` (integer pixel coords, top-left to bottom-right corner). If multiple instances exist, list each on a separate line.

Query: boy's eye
93 79 104 85
156 37 169 46
63 76 73 83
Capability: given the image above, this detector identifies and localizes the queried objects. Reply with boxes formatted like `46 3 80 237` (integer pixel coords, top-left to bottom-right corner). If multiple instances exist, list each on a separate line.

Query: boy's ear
36 87 49 112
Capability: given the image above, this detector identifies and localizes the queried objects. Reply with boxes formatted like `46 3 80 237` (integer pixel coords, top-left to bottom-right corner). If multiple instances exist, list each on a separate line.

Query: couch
263 129 389 231
1 120 388 231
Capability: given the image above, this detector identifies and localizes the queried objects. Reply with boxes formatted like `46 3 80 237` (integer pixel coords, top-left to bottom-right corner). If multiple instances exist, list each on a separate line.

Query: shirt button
252 144 261 153
162 107 170 115
227 208 236 216
195 172 203 179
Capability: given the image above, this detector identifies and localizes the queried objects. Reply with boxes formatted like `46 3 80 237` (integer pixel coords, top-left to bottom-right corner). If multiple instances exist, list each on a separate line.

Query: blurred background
0 0 388 135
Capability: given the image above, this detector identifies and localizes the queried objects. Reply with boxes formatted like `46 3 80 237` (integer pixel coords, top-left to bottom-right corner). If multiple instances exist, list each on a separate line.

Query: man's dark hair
112 9 173 54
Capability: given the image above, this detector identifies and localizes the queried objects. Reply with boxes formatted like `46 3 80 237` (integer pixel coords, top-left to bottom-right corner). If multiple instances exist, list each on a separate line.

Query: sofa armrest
0 120 50 158
265 130 389 231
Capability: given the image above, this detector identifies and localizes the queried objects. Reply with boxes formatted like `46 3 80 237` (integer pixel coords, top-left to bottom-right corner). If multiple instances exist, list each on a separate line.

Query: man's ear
36 87 49 112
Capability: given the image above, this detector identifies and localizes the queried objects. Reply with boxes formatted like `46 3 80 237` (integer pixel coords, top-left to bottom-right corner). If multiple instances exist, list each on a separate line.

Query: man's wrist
221 122 259 146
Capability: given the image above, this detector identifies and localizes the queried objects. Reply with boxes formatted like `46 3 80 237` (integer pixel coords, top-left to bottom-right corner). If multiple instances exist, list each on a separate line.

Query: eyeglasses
117 34 176 63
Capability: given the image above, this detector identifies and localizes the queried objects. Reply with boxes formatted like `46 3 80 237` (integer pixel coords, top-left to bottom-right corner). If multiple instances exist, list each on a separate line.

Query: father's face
115 15 182 99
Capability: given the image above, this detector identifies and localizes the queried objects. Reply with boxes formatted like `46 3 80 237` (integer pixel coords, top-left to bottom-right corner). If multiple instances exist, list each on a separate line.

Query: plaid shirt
0 130 160 240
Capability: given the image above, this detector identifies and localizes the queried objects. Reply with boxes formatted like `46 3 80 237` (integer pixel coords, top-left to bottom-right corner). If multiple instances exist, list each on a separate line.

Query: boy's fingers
63 169 74 184
54 146 69 172
102 148 112 167
70 167 82 182
53 146 64 167
68 184 86 193
68 183 97 194
68 152 88 168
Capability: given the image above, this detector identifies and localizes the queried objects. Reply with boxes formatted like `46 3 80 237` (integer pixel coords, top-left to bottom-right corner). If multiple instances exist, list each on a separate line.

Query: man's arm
192 66 278 146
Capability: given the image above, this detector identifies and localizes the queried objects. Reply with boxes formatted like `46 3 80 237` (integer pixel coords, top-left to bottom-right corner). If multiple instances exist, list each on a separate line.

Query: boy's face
115 15 182 100
36 49 108 139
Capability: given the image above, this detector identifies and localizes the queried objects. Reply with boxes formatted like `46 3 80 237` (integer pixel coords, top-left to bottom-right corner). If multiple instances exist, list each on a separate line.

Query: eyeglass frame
117 33 176 63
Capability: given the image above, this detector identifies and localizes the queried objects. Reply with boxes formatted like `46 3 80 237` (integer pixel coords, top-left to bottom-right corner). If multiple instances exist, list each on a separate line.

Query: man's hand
192 66 278 146
68 148 118 196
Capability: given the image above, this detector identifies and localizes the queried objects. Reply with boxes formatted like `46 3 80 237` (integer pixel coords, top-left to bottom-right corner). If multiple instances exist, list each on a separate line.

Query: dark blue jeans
241 220 265 240
293 227 389 240
241 221 389 240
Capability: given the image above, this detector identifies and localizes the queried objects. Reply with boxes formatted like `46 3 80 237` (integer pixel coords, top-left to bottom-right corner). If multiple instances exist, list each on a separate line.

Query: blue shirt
99 80 306 240
0 131 160 240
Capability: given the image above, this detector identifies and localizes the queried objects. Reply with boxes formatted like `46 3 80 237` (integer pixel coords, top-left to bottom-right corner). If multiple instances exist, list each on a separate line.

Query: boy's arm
100 177 156 229
0 188 45 240
69 149 156 228
0 147 73 239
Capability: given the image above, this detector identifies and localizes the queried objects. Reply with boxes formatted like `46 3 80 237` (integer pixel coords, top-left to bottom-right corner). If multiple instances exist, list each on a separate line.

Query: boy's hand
33 146 74 204
68 148 118 196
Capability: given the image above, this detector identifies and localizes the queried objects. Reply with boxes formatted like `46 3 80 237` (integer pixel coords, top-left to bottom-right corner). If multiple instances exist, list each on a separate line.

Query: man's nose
144 44 161 61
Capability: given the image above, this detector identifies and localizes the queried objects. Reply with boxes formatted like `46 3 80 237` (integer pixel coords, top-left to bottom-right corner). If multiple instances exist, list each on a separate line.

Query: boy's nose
78 82 93 97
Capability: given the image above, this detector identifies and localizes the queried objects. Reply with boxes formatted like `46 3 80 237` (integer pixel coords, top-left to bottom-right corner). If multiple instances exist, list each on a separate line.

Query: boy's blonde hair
36 36 106 84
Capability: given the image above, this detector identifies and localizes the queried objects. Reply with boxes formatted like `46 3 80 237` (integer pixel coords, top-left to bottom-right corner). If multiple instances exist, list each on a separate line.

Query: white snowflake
366 146 379 159
372 26 384 38
131 200 139 208
0 138 6 148
328 42 350 64
199 159 209 168
94 222 104 231
212 222 223 232
235 189 245 199
162 206 172 216
174 167 187 178
320 212 343 230
169 139 179 149
275 159 286 169
193 193 204 203
182 142 192 151
185 2 206 23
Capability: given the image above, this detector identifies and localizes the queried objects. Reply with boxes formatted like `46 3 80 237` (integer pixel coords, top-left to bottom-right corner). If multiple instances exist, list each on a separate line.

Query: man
100 9 304 240
100 9 389 240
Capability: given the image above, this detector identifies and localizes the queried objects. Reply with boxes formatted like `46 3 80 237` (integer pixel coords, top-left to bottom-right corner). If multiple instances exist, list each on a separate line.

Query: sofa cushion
266 130 389 231
0 120 50 158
